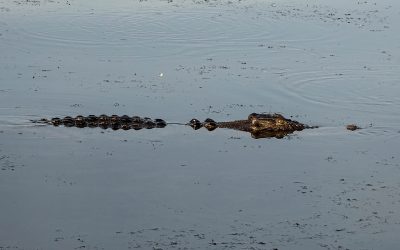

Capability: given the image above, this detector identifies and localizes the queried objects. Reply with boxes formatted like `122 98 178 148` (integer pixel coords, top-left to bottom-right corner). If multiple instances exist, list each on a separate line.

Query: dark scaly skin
36 115 167 130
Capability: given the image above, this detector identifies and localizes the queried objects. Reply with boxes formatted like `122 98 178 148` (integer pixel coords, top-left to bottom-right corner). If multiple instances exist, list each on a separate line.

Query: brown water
1 0 400 249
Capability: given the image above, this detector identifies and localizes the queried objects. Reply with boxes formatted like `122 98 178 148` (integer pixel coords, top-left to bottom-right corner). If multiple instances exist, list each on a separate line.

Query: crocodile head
248 113 305 132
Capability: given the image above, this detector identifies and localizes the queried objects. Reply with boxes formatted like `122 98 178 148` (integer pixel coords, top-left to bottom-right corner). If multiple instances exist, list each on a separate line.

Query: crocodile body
35 113 313 139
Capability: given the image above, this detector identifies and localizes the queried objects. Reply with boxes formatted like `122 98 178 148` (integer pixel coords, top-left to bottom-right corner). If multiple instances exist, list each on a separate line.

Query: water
1 0 400 249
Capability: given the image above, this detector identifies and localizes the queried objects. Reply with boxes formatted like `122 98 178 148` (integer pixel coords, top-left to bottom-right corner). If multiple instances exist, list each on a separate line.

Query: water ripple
4 6 332 59
280 66 400 115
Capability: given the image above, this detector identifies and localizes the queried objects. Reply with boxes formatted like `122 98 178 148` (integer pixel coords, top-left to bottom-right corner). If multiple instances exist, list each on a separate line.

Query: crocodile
34 113 319 139
34 113 361 139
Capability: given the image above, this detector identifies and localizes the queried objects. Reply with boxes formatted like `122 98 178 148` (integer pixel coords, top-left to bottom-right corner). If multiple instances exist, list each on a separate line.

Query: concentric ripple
281 65 400 113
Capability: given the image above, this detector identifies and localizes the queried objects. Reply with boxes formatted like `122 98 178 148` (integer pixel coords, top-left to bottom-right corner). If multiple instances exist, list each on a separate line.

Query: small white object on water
159 73 164 77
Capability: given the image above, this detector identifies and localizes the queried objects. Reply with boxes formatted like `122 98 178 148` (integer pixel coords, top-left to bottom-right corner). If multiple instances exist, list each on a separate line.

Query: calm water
1 0 400 249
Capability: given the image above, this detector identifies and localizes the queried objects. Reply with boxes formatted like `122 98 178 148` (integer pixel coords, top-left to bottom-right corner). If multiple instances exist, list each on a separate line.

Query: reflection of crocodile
34 113 357 139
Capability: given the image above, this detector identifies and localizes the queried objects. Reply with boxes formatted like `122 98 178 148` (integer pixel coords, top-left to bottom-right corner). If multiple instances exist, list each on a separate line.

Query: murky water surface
1 0 400 249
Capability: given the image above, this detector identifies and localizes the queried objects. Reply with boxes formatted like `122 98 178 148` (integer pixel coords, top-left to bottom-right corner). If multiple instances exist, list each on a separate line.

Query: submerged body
35 113 321 139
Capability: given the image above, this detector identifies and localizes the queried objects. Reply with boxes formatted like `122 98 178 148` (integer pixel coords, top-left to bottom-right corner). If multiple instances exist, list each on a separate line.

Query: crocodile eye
248 113 258 120
251 118 260 126
275 118 285 125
